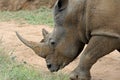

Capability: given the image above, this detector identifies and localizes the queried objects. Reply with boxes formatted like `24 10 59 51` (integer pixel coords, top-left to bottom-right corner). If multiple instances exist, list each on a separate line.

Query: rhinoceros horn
16 32 47 58
42 28 49 38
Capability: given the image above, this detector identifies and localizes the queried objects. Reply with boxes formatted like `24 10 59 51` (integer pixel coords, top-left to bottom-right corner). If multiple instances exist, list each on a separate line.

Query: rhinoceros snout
46 61 60 72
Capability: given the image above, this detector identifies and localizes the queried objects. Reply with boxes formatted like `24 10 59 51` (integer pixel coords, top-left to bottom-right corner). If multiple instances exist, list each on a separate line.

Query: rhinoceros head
16 0 85 72
42 0 85 72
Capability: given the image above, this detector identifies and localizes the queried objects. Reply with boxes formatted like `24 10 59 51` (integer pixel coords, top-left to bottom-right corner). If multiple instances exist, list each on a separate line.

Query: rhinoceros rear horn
16 32 45 57
42 28 49 38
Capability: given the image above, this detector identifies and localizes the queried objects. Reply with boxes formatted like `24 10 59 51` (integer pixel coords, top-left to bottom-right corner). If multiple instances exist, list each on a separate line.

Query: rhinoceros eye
49 38 56 46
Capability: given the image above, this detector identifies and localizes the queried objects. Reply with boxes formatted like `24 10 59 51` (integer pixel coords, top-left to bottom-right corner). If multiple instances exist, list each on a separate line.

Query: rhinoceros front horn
16 32 46 58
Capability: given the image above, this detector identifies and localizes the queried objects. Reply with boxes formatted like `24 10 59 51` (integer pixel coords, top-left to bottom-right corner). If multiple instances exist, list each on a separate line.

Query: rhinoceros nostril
47 63 52 69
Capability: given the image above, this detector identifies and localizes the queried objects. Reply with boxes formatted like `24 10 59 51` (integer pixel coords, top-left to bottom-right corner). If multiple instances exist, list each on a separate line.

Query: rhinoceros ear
57 0 68 11
42 28 49 38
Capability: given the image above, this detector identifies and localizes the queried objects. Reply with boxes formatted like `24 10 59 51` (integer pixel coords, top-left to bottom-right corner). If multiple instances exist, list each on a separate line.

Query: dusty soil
0 22 120 80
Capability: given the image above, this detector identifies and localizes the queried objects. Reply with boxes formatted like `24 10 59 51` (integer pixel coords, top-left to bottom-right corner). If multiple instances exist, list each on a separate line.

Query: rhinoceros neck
75 0 89 44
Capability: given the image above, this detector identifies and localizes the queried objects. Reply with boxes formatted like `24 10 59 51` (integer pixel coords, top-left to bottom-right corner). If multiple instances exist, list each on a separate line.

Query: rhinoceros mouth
50 67 59 72
51 63 67 72
60 62 66 69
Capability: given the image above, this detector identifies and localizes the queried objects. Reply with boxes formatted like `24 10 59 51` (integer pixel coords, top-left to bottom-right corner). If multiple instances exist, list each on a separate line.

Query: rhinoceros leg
70 36 120 80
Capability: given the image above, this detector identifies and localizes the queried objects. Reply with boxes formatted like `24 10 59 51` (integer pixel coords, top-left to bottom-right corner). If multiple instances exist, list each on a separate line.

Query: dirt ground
0 22 120 80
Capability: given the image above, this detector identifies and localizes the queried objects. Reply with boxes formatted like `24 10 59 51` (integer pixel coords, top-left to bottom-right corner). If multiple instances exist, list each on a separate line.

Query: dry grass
0 7 54 26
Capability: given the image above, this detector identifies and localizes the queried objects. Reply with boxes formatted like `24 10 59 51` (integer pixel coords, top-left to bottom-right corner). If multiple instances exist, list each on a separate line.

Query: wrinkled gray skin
16 0 120 80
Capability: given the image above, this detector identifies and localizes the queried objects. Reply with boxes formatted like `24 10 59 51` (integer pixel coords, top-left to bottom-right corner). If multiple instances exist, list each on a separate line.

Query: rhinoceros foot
69 69 91 80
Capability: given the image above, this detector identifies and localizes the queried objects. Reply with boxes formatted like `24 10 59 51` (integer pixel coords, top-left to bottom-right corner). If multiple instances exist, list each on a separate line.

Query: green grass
0 7 54 26
0 40 68 80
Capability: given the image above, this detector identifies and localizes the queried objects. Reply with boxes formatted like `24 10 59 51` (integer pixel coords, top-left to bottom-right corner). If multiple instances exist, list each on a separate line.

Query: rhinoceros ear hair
42 28 49 38
57 0 68 11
